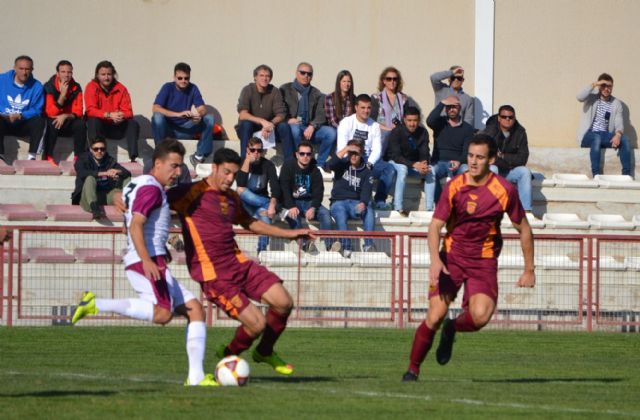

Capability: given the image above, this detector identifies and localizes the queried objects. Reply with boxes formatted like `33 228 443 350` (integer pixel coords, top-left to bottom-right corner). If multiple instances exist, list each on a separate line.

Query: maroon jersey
433 172 525 259
167 180 255 282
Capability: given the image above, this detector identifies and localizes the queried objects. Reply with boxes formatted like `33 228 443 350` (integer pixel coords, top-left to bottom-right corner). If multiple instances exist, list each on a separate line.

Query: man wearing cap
425 95 474 210
430 66 474 127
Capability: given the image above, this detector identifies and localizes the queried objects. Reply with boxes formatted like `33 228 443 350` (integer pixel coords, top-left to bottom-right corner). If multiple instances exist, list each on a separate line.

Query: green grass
0 327 639 419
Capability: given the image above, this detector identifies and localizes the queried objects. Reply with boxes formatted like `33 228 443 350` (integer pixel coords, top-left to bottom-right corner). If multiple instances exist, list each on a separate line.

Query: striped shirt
591 98 613 132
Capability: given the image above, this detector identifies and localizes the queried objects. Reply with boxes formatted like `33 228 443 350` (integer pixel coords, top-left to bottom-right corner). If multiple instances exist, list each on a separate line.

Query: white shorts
125 263 196 312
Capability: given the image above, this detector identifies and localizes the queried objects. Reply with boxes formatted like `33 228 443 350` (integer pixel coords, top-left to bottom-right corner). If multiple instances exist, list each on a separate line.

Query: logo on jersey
4 94 30 114
467 200 477 214
220 197 229 215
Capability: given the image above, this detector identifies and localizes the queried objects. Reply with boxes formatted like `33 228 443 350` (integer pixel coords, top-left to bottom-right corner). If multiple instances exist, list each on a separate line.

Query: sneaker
184 373 219 387
398 210 410 217
362 244 377 253
402 370 418 382
302 240 318 255
189 154 203 168
330 241 342 253
89 201 105 220
341 249 352 259
252 349 294 375
27 154 36 161
71 291 99 324
435 318 456 365
375 202 392 210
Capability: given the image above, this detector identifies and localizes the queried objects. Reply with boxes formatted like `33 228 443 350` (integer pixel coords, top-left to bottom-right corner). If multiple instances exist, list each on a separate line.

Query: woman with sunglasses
372 66 417 140
430 65 475 126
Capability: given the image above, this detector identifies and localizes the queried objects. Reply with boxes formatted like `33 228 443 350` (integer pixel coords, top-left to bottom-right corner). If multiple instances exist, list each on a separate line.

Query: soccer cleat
184 373 219 387
436 318 456 365
402 370 418 382
252 349 294 375
71 291 99 324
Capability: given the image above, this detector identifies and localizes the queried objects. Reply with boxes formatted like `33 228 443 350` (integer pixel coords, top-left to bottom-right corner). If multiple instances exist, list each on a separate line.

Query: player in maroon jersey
402 134 535 381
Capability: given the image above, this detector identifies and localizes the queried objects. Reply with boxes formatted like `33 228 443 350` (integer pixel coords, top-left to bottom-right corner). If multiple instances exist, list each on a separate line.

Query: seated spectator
425 95 474 210
482 105 532 212
280 62 336 167
337 94 396 210
236 64 292 159
85 60 140 162
372 66 418 141
237 137 281 254
43 60 85 163
324 69 355 132
327 140 376 257
0 55 45 162
387 107 430 215
279 141 331 253
577 73 631 177
152 62 215 168
72 137 131 219
430 65 474 126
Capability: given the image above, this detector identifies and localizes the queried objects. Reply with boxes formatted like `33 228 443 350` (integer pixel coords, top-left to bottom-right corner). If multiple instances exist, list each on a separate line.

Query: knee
153 307 173 325
245 313 267 336
83 175 97 188
152 112 166 126
203 114 215 128
426 310 447 330
469 306 493 328
185 299 205 322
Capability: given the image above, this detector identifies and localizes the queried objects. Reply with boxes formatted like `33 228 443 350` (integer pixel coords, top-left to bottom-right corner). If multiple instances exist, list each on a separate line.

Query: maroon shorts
428 251 498 311
201 258 282 319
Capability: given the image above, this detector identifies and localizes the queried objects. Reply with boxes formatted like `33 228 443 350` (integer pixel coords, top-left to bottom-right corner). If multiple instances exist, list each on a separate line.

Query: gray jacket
430 69 475 126
576 85 624 145
279 82 327 128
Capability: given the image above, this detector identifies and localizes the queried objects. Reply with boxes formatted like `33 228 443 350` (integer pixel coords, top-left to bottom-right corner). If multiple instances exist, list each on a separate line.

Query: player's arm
512 216 535 288
244 218 315 241
129 213 161 281
428 217 449 286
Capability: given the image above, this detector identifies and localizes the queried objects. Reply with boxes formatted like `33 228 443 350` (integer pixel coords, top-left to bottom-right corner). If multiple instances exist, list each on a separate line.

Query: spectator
279 141 332 253
577 73 631 177
324 69 355 129
72 137 131 219
327 140 376 257
280 62 335 167
482 105 532 212
0 55 45 162
337 94 396 210
430 65 474 126
85 60 140 162
372 66 418 140
152 62 215 168
236 64 292 159
425 95 474 210
387 106 430 215
237 137 281 254
42 60 85 163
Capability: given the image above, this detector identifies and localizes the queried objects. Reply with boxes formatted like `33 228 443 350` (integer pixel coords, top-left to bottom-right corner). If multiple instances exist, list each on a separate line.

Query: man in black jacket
481 105 532 212
387 107 430 215
72 137 131 219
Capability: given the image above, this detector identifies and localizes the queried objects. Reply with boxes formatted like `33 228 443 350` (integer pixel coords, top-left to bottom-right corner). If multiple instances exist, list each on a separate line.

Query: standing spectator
43 60 85 163
324 70 355 129
577 73 631 177
482 105 532 212
279 141 332 253
387 107 430 215
85 60 140 162
237 137 281 254
430 66 474 126
280 62 336 167
236 64 292 159
372 66 418 140
0 55 45 162
152 62 215 168
327 140 376 257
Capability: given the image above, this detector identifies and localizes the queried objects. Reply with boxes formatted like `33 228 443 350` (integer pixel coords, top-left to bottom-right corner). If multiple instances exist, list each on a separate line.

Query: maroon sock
226 325 257 355
256 308 290 356
454 311 480 332
408 321 436 375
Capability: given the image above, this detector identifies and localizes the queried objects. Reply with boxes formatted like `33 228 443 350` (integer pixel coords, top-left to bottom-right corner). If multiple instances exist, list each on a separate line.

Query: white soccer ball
215 355 250 386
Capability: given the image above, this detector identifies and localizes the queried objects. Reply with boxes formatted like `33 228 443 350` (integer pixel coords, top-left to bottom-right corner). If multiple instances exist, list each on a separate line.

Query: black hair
152 138 186 164
213 148 242 165
469 133 497 158
174 62 191 74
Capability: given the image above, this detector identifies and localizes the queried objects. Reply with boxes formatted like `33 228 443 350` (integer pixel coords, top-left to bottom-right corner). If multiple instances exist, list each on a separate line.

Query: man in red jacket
43 60 85 163
84 61 140 162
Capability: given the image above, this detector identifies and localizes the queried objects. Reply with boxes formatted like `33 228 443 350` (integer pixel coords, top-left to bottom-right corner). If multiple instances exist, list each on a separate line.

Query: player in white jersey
71 139 216 387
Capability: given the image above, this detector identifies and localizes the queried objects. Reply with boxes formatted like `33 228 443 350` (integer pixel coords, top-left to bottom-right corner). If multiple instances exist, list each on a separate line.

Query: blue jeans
371 160 396 204
330 200 375 250
239 184 272 252
424 160 465 211
487 165 533 211
151 112 215 157
581 130 631 176
390 161 428 211
236 120 294 159
285 199 332 249
288 124 337 167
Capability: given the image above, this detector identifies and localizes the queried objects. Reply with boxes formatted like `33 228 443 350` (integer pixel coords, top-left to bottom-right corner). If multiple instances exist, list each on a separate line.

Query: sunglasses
297 152 312 157
445 105 460 109
248 147 264 153
600 83 613 89
385 77 399 82
499 115 515 120
298 70 313 77
176 76 190 81
452 76 465 81
91 147 106 152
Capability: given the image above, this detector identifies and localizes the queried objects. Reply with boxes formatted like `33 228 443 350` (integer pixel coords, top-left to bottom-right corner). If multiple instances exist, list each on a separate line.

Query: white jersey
336 114 383 165
122 175 170 266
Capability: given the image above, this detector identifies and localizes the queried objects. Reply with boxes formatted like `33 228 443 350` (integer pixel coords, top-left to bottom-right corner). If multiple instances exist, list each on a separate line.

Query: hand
291 228 316 241
305 207 316 220
453 67 464 76
142 258 161 281
516 271 536 288
611 134 621 149
59 79 69 97
429 257 449 288
111 111 125 124
356 202 366 213
191 113 202 123
8 113 21 123
178 110 192 118
288 207 300 219
303 125 315 140
288 118 300 125
266 204 276 219
52 114 68 130
260 120 275 132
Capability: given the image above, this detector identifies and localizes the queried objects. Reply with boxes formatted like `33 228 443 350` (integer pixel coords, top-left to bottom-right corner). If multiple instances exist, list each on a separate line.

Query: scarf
293 79 311 126
381 90 405 128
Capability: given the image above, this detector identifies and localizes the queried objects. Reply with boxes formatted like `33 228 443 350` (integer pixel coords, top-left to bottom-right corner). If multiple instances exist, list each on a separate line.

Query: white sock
186 321 206 385
95 298 154 322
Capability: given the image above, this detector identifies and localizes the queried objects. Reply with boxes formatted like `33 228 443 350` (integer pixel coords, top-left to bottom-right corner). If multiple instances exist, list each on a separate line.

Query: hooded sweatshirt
327 155 373 203
0 70 44 120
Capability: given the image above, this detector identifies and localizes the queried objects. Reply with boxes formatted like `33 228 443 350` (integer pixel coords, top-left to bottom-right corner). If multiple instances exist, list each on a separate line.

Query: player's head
151 139 185 187
466 134 497 179
210 148 242 192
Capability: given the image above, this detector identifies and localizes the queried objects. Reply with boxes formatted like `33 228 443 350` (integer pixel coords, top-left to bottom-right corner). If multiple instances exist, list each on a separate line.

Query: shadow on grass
250 376 336 383
473 377 624 384
0 390 120 398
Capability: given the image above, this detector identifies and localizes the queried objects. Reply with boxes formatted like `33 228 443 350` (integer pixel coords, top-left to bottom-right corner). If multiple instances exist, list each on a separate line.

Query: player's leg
218 303 266 357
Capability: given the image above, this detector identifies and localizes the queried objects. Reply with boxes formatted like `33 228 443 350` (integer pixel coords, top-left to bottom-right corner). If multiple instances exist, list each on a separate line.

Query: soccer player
402 134 535 382
71 139 216 387
168 148 314 376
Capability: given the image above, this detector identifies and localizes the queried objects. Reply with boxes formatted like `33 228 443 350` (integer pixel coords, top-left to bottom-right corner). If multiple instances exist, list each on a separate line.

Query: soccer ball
215 355 250 386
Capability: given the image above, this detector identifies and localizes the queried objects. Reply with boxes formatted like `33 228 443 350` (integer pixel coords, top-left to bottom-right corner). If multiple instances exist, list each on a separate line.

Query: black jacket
278 159 324 209
236 157 281 200
481 114 529 172
71 152 131 204
426 103 474 162
386 125 430 166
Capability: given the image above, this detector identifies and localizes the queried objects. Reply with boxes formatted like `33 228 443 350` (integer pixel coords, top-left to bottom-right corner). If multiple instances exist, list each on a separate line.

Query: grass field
0 327 639 419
